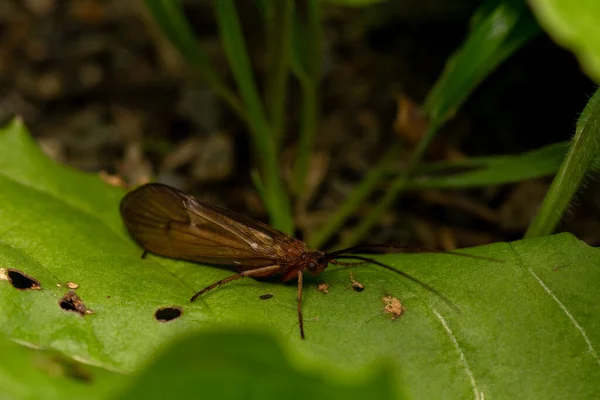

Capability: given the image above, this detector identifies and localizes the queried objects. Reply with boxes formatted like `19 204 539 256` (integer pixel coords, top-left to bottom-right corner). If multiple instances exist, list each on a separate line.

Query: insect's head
304 252 329 276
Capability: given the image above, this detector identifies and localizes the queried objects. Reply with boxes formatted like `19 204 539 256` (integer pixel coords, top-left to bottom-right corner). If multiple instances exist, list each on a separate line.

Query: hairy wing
120 183 302 266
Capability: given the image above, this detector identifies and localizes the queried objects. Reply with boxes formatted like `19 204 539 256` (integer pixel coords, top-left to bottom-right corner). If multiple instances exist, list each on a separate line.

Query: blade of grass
340 123 438 248
264 0 294 150
525 87 600 238
144 0 247 121
424 0 540 121
290 0 322 197
406 141 570 189
214 1 293 233
335 0 539 248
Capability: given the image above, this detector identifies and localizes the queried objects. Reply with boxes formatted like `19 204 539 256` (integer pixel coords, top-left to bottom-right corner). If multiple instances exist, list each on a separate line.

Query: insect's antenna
329 244 421 256
331 254 459 312
330 244 500 263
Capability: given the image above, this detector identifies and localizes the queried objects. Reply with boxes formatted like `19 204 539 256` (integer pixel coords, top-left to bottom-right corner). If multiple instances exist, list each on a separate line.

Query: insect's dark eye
307 261 317 270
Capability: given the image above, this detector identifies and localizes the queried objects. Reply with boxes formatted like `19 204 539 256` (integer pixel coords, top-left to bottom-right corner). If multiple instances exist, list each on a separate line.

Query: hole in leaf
259 293 273 300
1 269 42 290
59 291 93 316
155 307 182 322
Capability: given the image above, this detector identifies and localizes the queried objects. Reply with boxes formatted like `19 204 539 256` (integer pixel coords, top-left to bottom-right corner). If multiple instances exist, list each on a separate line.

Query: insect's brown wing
120 183 302 267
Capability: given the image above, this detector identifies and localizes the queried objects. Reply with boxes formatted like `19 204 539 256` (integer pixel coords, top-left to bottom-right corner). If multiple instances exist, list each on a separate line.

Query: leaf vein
432 309 482 400
528 270 600 368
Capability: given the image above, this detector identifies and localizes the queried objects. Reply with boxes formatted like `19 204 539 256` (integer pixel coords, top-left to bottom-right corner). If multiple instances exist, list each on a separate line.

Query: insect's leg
141 250 148 259
190 264 282 302
297 270 305 339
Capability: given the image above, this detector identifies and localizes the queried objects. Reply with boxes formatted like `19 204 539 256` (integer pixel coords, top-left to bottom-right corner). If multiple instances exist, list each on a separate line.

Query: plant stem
308 144 401 249
144 0 248 122
525 87 600 238
214 0 293 233
265 1 293 151
291 0 322 196
339 123 440 249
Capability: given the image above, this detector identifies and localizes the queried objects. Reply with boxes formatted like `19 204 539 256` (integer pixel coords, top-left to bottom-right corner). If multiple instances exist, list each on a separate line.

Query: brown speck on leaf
99 171 127 188
317 283 329 294
382 296 404 320
59 291 93 316
350 273 365 292
66 282 79 289
259 293 273 300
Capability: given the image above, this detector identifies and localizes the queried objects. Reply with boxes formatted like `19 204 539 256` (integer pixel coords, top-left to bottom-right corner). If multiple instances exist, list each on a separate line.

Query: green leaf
529 0 600 82
0 335 121 400
117 331 398 399
1 119 600 398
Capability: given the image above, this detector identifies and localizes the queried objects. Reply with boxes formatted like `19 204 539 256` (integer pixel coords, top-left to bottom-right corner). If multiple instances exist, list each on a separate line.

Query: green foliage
1 119 600 398
529 0 600 83
143 0 600 251
408 142 572 189
526 87 600 237
144 0 293 233
0 335 121 400
117 332 397 400
311 0 541 248
323 0 388 6
423 0 540 124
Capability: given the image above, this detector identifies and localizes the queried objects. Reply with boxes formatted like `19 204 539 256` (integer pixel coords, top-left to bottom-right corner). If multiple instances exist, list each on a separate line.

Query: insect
120 183 483 339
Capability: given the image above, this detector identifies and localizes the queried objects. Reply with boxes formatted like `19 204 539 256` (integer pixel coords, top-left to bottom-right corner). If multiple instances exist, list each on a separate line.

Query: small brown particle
382 296 404 320
259 293 273 300
99 171 127 188
350 273 365 292
317 283 329 294
66 282 79 289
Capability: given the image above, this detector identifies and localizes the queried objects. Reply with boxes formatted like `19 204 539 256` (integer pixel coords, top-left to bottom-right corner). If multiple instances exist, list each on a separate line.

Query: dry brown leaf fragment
99 171 127 188
382 296 404 320
350 273 365 292
393 94 428 145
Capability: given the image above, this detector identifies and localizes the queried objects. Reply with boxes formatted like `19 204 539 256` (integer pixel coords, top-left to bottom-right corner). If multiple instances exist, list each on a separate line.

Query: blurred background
1 0 597 249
